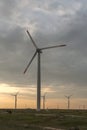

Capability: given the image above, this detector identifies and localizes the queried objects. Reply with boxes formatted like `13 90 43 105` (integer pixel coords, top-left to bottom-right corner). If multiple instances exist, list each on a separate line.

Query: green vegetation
0 109 87 130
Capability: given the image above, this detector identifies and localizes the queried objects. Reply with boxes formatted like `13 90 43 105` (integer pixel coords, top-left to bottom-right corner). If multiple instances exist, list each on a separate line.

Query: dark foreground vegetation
0 109 87 130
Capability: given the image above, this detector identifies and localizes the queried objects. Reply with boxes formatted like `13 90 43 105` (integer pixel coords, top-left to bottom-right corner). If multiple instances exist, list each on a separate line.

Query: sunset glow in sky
0 0 87 109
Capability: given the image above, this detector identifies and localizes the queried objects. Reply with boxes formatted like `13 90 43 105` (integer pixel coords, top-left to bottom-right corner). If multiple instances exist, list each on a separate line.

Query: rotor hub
37 49 42 53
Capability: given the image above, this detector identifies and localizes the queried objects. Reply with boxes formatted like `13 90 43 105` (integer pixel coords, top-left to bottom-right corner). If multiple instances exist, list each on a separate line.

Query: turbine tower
24 30 66 111
11 92 19 109
41 93 47 109
65 95 72 109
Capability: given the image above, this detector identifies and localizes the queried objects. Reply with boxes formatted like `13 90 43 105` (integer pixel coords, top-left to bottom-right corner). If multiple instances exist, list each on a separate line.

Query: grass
0 109 87 130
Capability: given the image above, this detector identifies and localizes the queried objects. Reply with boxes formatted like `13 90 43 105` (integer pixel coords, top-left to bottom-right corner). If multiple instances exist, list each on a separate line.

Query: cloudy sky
0 0 87 109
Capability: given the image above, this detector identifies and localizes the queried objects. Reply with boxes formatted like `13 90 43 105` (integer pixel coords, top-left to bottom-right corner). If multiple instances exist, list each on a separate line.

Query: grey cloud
0 0 87 99
0 0 17 20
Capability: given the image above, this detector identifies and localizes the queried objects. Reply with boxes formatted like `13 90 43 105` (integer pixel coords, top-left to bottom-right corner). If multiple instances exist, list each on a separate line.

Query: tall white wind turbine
24 30 66 111
65 95 72 109
11 92 19 109
41 92 47 109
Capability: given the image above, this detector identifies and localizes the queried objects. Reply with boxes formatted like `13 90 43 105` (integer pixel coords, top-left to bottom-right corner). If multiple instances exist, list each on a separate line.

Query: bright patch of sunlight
0 83 19 93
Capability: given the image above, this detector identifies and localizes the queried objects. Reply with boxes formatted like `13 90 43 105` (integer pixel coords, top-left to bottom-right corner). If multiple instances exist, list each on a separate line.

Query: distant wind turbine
65 95 72 109
24 30 67 111
11 92 19 109
41 92 47 109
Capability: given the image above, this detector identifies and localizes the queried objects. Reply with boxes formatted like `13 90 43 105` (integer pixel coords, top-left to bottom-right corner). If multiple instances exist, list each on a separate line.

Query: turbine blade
44 92 47 96
0 92 10 95
40 44 66 50
24 51 37 74
11 94 15 96
16 91 19 95
65 95 69 98
69 94 72 97
26 30 38 49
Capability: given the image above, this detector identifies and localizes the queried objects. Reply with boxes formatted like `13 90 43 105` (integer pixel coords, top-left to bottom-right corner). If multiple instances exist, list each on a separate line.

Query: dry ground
0 109 87 130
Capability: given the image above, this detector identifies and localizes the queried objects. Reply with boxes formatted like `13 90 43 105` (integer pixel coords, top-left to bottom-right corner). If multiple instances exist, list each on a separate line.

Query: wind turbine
65 95 72 109
24 30 66 111
11 92 19 109
41 92 47 109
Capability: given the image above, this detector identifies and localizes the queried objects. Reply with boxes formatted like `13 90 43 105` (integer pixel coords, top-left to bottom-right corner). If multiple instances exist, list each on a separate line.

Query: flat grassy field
0 109 87 130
